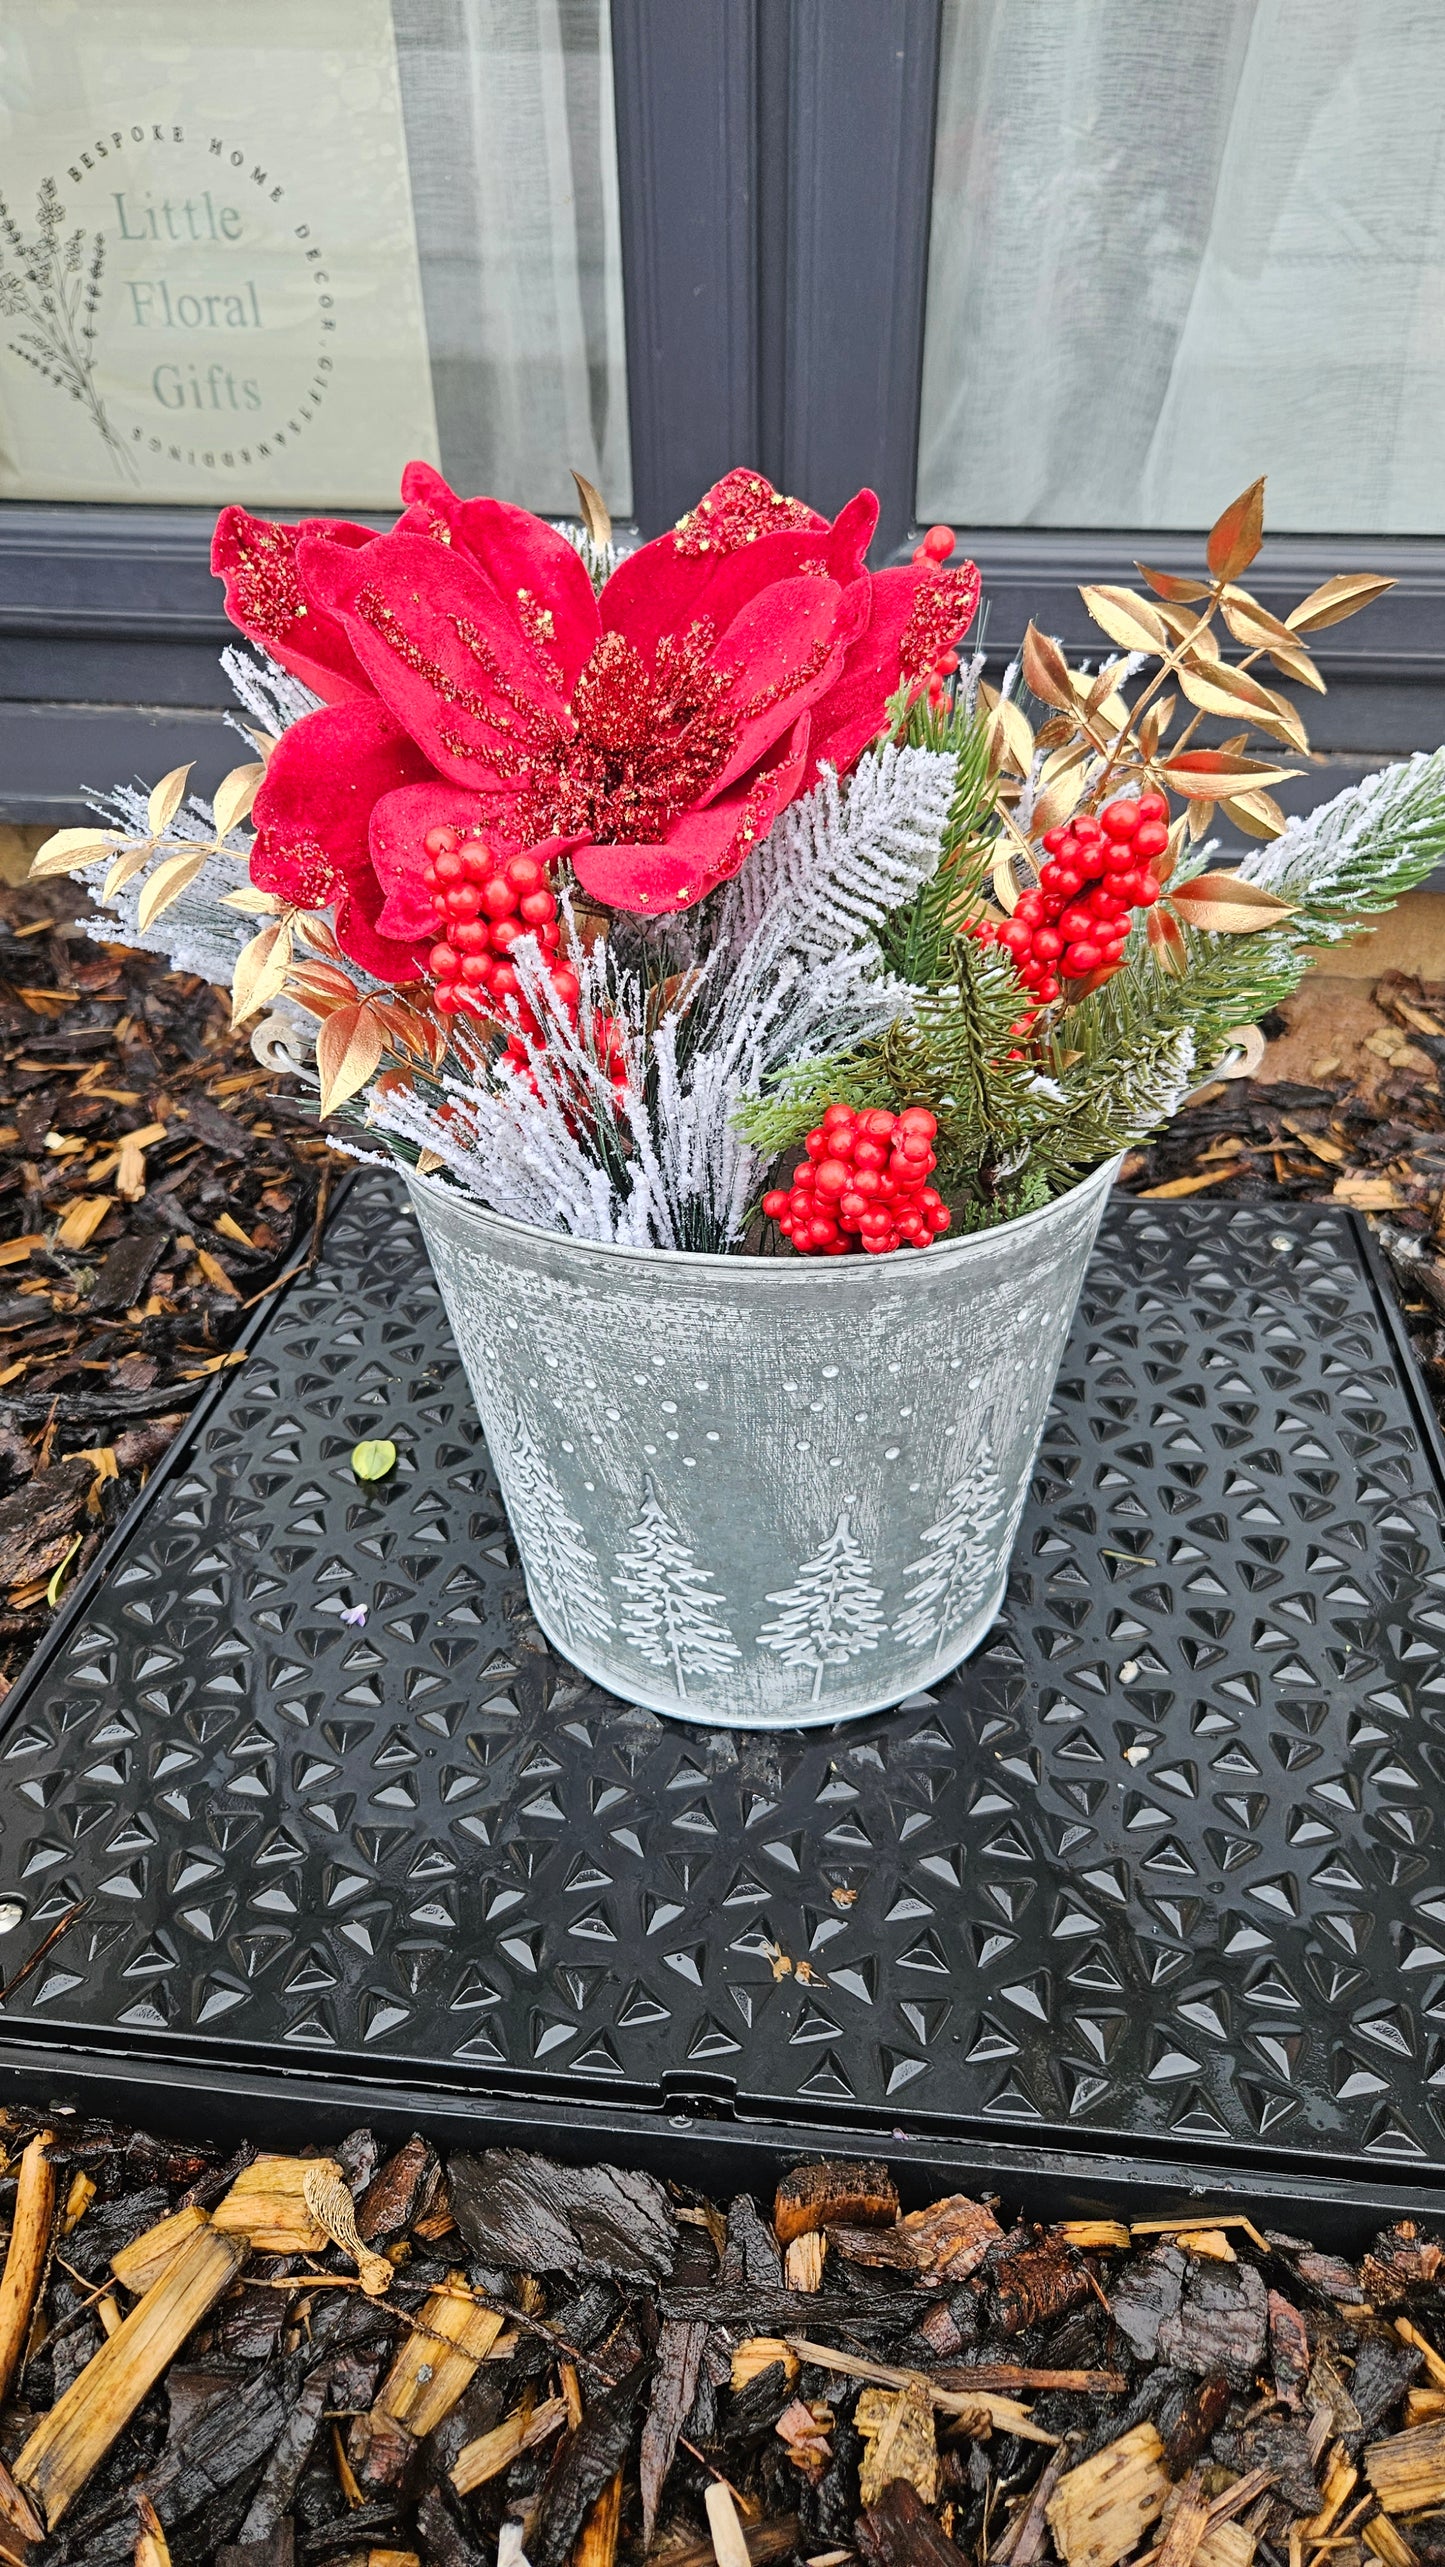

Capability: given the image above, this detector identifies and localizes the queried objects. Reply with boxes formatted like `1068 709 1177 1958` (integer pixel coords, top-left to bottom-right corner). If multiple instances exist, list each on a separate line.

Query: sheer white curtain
394 0 631 515
918 0 1445 533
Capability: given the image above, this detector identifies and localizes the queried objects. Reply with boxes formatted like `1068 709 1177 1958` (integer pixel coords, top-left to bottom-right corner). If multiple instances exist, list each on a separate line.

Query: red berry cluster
764 1105 951 1257
425 827 577 1022
424 824 627 1103
972 791 1170 1004
911 523 963 705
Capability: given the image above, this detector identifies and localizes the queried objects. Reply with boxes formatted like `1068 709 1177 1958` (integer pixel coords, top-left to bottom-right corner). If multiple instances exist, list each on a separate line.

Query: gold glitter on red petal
672 470 819 558
229 519 309 645
899 565 981 684
519 626 738 844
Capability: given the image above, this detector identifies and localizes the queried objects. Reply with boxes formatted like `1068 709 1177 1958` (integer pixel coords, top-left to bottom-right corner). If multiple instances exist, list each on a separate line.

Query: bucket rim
402 1145 1125 1281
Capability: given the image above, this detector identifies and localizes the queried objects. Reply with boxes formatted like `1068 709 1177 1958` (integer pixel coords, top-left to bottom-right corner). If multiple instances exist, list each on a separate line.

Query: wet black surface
2 1172 1443 2178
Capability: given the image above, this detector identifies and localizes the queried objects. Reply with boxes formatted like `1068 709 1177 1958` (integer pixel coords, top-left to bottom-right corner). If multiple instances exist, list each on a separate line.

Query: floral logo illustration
0 178 134 481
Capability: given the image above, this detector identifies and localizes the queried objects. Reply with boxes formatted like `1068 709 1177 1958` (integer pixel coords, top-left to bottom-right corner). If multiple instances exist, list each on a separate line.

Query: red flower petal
826 489 880 580
573 717 810 913
297 529 569 792
802 559 980 784
251 696 433 980
453 497 602 694
371 782 488 943
211 507 377 703
705 574 866 797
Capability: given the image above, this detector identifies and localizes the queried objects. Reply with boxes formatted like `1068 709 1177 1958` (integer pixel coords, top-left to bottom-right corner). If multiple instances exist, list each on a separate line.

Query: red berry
459 955 490 986
1015 890 1045 925
922 523 956 561
454 920 488 953
506 852 544 892
763 1190 789 1219
481 875 517 917
1067 941 1101 973
1073 816 1102 844
433 848 464 886
1052 865 1083 898
814 1158 851 1199
1137 791 1168 825
1134 819 1169 860
899 1108 937 1137
853 1138 887 1172
551 964 581 1006
518 888 555 925
1032 925 1062 960
429 941 459 977
859 1108 897 1142
1134 874 1161 906
425 825 462 858
446 883 482 920
1100 799 1139 842
839 1191 867 1224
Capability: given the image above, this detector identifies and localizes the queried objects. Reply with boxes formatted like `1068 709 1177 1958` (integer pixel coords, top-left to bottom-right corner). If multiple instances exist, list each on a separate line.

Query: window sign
0 0 439 505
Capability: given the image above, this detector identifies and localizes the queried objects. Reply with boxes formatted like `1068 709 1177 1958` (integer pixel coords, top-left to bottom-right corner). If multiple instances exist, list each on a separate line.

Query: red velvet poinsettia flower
216 465 979 981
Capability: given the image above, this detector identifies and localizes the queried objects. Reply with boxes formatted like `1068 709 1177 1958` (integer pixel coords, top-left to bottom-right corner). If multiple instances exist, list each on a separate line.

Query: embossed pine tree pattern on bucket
408 1150 1120 1729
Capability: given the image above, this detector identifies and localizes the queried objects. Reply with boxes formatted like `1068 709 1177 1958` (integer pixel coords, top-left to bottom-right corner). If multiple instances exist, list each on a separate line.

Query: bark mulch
0 877 325 1696
0 2120 1440 2567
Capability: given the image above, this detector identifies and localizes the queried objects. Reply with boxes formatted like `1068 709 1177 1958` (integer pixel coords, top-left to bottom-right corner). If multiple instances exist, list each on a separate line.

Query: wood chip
0 2131 54 2408
1395 2319 1445 2392
784 2232 827 2292
731 2337 799 2392
110 2202 210 2295
1365 2417 1445 2516
373 2274 504 2437
1139 1167 1243 1198
14 2217 246 2528
1046 2423 1171 2567
211 2154 341 2254
575 2469 623 2567
706 2482 755 2567
774 2160 898 2245
1365 2517 1420 2567
1056 2221 1132 2252
450 2395 567 2496
856 2376 938 2508
785 2340 1057 2442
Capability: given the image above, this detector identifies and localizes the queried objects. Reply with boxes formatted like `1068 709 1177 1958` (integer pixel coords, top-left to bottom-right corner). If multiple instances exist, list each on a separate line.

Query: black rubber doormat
1 1169 1443 2181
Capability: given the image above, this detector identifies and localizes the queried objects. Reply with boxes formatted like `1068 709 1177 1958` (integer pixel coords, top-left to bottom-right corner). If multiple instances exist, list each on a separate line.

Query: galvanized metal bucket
405 1154 1121 1729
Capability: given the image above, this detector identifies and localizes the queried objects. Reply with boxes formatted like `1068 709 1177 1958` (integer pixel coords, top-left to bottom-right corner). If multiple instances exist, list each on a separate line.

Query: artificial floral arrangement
27 462 1445 1730
29 465 1441 1255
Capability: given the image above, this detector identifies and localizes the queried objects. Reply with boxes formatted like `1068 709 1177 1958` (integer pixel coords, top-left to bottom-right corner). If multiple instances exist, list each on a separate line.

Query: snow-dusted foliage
368 744 957 1250
1237 747 1445 941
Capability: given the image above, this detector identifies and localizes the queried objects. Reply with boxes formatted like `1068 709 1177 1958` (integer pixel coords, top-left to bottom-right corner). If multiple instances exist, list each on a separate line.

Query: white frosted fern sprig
713 744 954 967
221 643 322 745
1237 747 1445 942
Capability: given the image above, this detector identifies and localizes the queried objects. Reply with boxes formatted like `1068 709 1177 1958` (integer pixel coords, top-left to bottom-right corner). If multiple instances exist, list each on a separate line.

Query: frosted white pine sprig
1236 746 1445 939
221 643 322 744
370 742 956 1249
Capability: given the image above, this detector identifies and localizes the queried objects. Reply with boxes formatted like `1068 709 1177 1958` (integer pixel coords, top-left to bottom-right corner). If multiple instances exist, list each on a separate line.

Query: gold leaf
230 919 294 1026
135 847 209 932
294 913 345 960
211 762 264 843
1285 572 1395 634
1187 799 1216 842
1020 622 1074 713
27 826 119 880
991 848 1021 914
102 841 157 904
1030 770 1087 838
146 763 193 840
247 727 281 761
571 469 612 548
1176 660 1308 749
1170 871 1293 933
1148 907 1189 975
1136 563 1211 604
1219 588 1297 650
980 686 1036 777
1078 585 1167 653
1170 616 1222 661
1263 637 1326 692
1220 789 1287 840
1160 749 1301 799
1138 696 1175 758
351 1437 397 1482
1206 477 1266 583
219 885 284 914
286 959 363 1015
316 999 385 1117
1033 715 1075 751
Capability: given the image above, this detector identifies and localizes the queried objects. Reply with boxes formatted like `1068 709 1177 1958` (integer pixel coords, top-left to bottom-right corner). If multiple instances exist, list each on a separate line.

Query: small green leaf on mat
351 1439 397 1483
